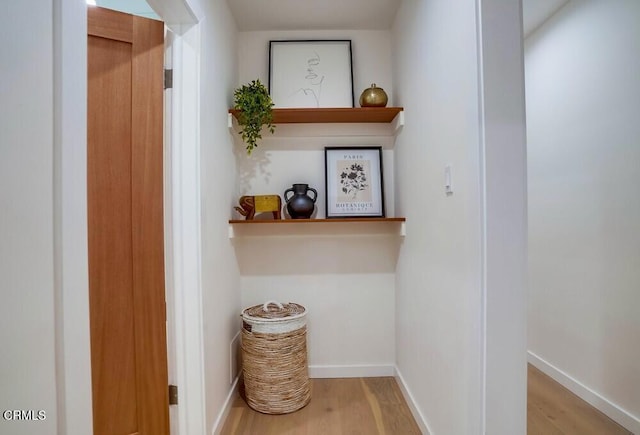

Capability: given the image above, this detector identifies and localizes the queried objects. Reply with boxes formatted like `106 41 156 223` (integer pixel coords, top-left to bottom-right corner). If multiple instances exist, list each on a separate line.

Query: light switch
445 165 453 195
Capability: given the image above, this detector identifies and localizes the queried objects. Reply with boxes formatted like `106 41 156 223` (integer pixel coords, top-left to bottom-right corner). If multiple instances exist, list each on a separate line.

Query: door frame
160 5 207 434
54 1 204 434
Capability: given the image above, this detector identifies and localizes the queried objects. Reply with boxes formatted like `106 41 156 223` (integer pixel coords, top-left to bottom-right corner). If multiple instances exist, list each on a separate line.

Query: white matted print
269 40 354 108
325 147 385 218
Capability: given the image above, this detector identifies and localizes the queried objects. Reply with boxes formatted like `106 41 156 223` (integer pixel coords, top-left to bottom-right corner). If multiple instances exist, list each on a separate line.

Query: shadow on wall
233 132 273 193
233 235 402 275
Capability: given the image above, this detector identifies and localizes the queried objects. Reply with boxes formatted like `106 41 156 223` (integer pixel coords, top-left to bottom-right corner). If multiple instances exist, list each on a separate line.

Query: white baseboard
394 366 431 435
309 364 395 378
211 374 240 435
528 351 640 434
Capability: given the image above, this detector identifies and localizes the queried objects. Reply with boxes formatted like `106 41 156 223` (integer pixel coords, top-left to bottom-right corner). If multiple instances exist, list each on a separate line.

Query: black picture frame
324 147 385 218
269 40 355 108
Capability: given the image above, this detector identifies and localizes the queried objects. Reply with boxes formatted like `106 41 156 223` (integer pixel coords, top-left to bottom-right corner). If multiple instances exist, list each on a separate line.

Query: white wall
238 30 394 105
0 3 96 435
526 1 640 431
392 2 483 432
234 29 398 372
196 1 243 433
392 0 527 433
242 274 396 373
477 1 528 432
0 2 59 434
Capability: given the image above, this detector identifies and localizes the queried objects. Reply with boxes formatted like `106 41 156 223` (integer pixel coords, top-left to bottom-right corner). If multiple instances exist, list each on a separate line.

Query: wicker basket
241 300 310 414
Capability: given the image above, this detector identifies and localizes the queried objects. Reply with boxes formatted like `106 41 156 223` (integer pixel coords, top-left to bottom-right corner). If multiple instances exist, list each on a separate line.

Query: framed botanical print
324 147 385 218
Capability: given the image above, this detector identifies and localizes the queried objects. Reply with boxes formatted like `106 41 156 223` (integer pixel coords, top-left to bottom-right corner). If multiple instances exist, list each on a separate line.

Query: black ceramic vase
284 183 317 219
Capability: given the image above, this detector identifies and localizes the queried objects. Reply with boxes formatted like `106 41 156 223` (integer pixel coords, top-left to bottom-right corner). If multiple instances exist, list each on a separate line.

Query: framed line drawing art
269 40 354 108
325 147 385 218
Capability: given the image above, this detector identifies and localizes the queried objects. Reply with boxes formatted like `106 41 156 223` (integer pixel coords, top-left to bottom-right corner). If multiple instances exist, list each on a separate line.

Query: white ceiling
227 0 402 31
227 0 569 34
96 0 160 20
96 0 569 36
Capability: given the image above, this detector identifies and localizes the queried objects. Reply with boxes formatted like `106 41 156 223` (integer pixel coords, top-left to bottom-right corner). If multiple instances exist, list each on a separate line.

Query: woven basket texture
241 305 310 414
242 302 306 321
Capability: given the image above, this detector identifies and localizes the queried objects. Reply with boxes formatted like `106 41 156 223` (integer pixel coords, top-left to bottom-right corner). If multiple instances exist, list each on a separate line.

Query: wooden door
87 6 168 435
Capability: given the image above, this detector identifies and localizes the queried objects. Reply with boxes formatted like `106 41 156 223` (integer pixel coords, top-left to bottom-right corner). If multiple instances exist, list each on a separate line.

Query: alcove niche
229 30 405 375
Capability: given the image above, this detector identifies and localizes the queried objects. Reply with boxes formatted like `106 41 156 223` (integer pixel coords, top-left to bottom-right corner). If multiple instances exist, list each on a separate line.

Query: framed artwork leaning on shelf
324 147 385 218
269 40 354 108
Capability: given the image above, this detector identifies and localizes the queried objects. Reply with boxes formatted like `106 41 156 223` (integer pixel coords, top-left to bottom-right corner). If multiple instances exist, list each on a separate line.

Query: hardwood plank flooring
219 377 421 435
220 366 633 434
527 364 632 435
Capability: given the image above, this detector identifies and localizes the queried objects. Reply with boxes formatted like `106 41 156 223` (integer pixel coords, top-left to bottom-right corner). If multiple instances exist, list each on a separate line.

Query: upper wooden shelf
229 107 404 124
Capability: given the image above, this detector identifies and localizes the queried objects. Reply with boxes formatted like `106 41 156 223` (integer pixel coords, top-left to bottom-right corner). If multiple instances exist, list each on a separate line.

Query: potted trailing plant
233 79 275 154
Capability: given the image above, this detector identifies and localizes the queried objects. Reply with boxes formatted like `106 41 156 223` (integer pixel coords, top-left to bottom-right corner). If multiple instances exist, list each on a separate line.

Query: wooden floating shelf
228 107 404 124
228 217 406 238
229 217 405 224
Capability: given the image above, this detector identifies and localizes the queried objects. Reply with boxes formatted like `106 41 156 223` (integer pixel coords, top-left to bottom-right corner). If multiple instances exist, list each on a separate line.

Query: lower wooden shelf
228 217 405 224
228 217 406 238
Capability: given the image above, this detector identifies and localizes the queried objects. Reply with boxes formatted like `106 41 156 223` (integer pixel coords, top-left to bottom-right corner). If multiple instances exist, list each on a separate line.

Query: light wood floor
220 377 421 435
220 365 632 434
527 364 631 435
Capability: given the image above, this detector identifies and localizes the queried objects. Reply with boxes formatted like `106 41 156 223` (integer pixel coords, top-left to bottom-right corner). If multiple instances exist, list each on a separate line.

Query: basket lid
242 300 307 323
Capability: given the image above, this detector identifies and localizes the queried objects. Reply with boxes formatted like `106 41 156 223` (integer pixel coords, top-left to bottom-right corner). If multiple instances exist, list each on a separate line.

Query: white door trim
166 22 206 435
148 1 205 434
54 1 92 434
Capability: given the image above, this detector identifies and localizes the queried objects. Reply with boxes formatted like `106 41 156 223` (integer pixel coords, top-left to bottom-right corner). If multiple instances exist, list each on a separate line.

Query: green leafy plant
233 79 275 154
